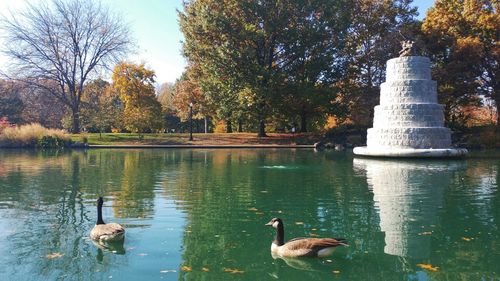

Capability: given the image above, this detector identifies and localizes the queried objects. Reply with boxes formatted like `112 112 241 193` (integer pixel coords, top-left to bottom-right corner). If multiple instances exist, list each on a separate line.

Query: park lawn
71 132 318 146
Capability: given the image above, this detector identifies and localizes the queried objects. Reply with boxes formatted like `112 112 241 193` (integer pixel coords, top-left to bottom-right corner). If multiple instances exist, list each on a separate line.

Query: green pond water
0 149 499 281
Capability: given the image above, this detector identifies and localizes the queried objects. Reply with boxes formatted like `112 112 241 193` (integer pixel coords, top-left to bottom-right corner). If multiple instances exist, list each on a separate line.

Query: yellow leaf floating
332 270 340 274
417 263 439 272
45 252 63 259
295 222 304 225
224 268 244 274
462 237 472 241
181 265 192 272
248 207 258 211
202 267 210 272
418 231 432 236
309 233 319 237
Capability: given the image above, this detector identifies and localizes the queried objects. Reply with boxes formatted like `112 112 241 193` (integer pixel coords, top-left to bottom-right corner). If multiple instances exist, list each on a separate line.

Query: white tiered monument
354 41 468 157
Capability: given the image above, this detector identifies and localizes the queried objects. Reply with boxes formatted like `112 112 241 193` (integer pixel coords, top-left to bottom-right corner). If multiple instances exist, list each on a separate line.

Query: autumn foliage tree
422 0 499 127
112 62 163 136
80 79 123 136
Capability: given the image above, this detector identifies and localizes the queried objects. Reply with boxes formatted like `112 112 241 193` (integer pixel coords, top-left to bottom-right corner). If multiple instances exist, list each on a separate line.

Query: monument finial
399 40 416 57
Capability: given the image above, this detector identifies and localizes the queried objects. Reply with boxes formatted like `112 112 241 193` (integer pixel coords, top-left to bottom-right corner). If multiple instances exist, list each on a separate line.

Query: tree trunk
238 118 243 132
494 97 500 131
300 107 307 133
71 107 80 133
258 119 267 137
204 116 208 133
226 119 232 133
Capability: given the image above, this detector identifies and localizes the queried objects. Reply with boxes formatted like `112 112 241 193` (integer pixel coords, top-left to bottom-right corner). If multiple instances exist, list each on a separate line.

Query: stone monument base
353 146 468 158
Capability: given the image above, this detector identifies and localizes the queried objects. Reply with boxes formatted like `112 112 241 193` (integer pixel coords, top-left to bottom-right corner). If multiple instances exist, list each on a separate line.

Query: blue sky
0 0 435 85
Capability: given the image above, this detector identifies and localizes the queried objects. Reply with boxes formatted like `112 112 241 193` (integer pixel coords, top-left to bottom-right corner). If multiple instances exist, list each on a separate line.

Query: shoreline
87 144 314 149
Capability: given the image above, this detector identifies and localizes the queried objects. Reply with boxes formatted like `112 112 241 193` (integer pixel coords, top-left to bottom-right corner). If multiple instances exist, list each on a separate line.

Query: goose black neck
96 201 105 225
274 223 285 246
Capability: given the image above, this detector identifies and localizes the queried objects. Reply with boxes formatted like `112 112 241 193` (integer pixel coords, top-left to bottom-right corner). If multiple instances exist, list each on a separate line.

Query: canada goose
265 218 347 258
90 197 125 242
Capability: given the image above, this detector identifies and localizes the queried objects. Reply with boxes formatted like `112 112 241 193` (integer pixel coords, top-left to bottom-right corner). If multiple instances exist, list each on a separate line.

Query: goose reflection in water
271 252 322 272
353 158 466 259
94 240 126 263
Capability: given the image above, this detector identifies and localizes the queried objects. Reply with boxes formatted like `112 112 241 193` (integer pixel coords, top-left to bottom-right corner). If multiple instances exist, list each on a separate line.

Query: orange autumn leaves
111 62 163 134
417 263 439 272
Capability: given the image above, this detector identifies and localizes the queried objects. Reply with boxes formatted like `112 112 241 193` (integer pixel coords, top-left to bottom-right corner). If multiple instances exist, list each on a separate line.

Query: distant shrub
37 135 68 148
0 123 71 148
0 117 13 133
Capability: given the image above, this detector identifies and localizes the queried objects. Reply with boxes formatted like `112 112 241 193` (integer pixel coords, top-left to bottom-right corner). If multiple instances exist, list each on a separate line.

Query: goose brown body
266 218 347 258
90 197 125 242
90 223 125 242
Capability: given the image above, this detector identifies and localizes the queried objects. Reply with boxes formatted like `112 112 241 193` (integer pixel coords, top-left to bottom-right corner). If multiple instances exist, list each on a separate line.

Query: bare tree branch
0 0 132 132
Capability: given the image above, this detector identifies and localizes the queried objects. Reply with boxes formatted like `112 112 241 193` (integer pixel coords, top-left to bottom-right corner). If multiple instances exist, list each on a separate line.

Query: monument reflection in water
353 158 466 259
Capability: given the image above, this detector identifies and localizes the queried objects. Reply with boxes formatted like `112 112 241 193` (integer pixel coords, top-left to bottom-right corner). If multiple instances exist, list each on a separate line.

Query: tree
1 0 131 133
80 79 123 136
0 79 24 124
20 81 67 128
338 0 418 126
273 0 351 132
157 82 176 114
112 62 163 136
179 0 350 136
422 0 499 127
173 65 213 133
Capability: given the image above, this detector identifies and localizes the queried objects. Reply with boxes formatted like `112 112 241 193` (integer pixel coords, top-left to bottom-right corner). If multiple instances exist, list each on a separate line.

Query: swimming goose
90 197 125 242
265 218 347 258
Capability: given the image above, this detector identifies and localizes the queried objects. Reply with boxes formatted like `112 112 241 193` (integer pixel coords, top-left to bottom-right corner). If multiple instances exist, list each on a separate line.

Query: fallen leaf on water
295 222 304 225
462 237 472 241
277 210 283 213
260 190 268 193
248 207 258 211
325 259 333 263
181 266 192 272
417 263 439 272
309 233 319 237
202 267 210 272
418 231 432 236
224 268 244 274
45 252 64 259
311 228 317 231
332 270 340 274
160 270 176 273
